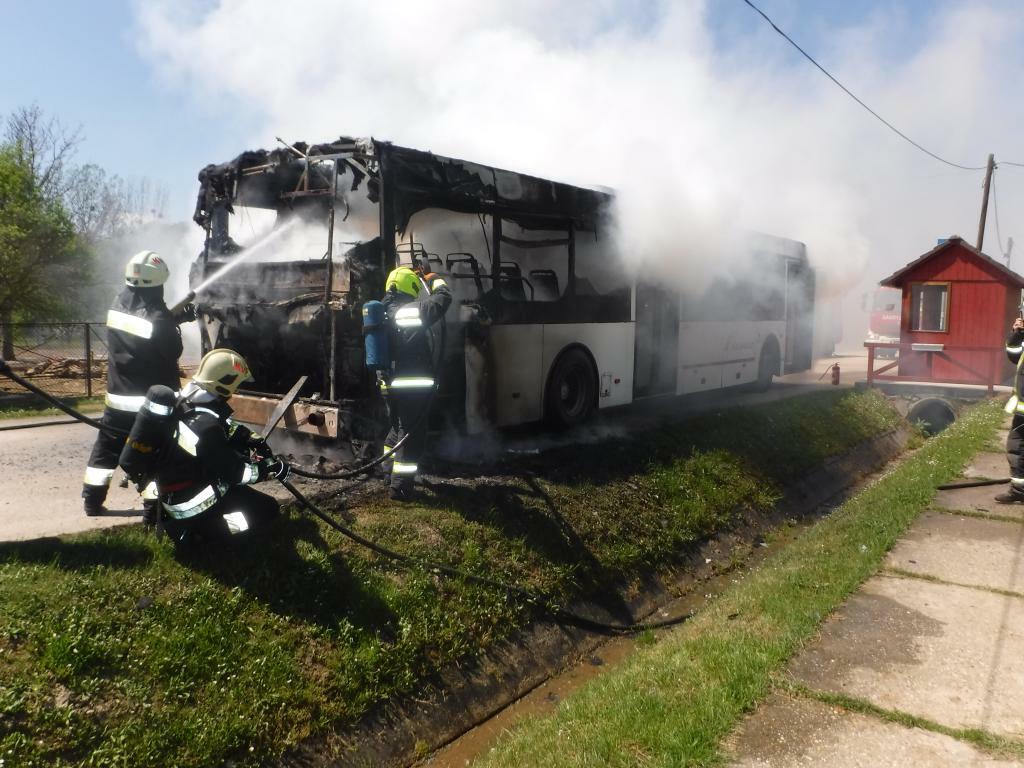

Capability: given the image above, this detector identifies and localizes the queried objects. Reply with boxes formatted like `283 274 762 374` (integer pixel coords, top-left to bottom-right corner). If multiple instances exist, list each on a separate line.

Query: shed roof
879 235 1024 288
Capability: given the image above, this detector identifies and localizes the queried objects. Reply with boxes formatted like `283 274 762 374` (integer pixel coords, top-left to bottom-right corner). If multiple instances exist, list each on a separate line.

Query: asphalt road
0 355 869 542
0 417 147 541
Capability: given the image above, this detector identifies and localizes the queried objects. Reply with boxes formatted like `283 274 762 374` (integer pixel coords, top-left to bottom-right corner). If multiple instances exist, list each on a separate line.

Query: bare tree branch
4 104 83 202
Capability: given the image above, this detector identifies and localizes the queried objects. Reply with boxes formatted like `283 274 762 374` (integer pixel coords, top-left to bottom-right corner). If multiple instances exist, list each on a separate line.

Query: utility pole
977 153 995 251
1007 237 1015 269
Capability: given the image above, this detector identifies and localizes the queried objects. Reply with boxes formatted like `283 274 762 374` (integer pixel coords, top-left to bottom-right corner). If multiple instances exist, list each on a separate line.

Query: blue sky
0 0 998 226
0 0 258 218
0 0 1011 288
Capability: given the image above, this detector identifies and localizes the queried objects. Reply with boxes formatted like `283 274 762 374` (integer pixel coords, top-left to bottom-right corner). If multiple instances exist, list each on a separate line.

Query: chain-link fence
0 322 199 408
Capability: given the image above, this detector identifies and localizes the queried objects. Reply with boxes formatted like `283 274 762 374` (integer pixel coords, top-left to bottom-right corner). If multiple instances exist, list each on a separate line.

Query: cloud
133 0 1024 308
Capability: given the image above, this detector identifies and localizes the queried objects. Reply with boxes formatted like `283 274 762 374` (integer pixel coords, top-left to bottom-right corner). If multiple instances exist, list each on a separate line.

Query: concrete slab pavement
727 429 1024 766
729 693 1022 768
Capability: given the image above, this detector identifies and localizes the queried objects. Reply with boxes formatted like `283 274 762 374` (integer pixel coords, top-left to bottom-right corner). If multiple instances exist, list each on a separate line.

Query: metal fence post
85 323 92 398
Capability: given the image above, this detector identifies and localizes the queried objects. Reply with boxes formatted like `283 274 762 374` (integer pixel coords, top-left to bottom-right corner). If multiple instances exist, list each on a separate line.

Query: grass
474 397 1004 768
0 389 903 767
0 396 103 420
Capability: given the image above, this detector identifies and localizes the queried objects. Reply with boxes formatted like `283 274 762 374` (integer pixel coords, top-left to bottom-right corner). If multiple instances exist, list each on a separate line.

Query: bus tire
756 337 780 392
544 347 598 429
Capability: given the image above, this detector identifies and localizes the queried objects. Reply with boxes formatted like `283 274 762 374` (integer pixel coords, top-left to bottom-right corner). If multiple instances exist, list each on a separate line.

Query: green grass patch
475 398 1004 768
0 396 103 420
0 389 903 766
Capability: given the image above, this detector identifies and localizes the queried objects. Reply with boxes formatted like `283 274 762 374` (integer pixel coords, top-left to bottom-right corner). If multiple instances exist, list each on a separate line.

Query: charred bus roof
192 136 612 238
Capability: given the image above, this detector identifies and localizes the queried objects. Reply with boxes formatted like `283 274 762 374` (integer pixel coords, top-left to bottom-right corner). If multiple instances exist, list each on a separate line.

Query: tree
2 105 171 324
4 105 82 203
0 146 82 359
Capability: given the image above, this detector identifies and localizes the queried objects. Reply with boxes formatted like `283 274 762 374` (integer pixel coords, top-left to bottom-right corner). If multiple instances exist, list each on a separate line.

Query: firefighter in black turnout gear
82 251 194 518
154 349 287 543
379 266 451 501
999 315 1024 503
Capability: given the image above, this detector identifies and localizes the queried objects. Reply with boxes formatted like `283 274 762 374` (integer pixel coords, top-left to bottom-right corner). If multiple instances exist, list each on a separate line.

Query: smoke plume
134 0 1024 347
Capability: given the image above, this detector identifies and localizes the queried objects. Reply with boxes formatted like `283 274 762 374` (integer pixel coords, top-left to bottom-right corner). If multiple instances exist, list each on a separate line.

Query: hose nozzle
168 290 197 316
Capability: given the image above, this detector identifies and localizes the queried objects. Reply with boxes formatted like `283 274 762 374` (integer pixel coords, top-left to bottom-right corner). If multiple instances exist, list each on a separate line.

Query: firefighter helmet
125 250 170 287
192 348 254 398
385 266 421 299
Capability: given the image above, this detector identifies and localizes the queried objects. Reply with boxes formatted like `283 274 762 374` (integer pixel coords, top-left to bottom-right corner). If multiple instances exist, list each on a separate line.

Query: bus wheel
545 348 597 429
756 338 780 392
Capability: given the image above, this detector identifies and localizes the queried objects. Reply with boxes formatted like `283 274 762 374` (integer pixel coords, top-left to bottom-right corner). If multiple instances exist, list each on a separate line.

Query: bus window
404 209 494 302
573 227 631 322
498 219 570 302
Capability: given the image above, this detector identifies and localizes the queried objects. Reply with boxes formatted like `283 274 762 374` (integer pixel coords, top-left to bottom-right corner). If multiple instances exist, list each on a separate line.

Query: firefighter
82 251 194 519
155 348 287 544
380 265 451 500
999 315 1024 503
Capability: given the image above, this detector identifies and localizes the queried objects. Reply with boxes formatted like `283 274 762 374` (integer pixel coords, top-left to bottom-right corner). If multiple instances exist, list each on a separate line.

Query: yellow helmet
192 348 254 398
125 250 170 287
385 266 421 299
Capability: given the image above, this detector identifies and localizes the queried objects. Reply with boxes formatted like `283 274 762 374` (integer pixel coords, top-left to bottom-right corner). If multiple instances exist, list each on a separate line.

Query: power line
739 0 988 171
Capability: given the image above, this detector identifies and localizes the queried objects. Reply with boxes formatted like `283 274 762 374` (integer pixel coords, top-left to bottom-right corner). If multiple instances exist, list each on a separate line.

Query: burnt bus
189 136 814 446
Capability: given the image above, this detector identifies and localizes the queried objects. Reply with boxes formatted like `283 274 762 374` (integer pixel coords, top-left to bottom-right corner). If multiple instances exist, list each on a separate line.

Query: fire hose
937 478 1009 490
0 353 692 635
277 477 692 635
0 359 129 439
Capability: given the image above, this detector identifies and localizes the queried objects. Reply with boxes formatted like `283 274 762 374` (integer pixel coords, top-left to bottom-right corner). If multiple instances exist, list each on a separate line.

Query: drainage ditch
278 427 911 767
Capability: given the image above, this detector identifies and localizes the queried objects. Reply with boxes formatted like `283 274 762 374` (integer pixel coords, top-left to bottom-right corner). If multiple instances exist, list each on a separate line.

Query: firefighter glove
423 273 447 292
257 455 290 483
176 303 199 324
251 437 274 461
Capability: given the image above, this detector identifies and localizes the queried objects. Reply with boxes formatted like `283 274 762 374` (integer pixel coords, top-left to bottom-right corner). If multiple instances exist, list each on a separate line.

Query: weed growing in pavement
0 389 903 766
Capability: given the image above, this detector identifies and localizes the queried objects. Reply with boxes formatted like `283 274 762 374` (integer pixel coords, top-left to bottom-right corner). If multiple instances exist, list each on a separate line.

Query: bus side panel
677 321 725 394
489 324 545 427
542 323 635 410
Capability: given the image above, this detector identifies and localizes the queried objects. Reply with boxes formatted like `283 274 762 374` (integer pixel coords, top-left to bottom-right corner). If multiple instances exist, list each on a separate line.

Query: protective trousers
1008 413 1024 496
161 486 280 545
382 392 430 493
82 407 136 508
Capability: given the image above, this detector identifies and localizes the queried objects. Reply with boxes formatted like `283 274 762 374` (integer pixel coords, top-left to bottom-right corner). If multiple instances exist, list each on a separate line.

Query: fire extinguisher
831 363 841 386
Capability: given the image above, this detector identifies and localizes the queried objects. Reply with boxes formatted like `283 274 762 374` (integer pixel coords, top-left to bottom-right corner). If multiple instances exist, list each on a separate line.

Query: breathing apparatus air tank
362 300 389 371
118 385 178 485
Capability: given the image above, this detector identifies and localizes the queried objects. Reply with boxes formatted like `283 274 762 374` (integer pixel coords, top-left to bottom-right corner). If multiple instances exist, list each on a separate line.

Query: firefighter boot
142 499 160 527
82 486 107 517
995 487 1024 504
388 478 415 502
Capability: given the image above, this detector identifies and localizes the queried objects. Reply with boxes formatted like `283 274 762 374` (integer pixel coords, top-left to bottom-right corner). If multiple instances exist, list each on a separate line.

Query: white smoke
133 0 1024 345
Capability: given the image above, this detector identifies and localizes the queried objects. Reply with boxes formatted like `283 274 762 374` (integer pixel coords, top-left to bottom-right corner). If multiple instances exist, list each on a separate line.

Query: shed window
910 282 949 332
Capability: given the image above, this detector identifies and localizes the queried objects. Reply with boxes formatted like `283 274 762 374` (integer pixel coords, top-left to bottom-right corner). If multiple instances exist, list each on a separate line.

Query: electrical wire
739 0 988 171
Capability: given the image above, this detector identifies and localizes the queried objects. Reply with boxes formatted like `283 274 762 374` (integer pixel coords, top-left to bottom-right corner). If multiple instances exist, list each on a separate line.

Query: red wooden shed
867 236 1024 390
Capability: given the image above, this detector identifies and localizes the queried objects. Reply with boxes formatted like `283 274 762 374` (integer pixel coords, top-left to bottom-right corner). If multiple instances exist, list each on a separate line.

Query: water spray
167 217 304 314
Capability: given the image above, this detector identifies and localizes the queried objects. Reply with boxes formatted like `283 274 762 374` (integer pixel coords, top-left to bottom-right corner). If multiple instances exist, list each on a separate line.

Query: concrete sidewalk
726 423 1024 766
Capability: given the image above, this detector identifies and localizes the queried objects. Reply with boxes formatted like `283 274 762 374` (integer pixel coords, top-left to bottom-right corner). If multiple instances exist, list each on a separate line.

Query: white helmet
125 250 170 287
192 348 254 398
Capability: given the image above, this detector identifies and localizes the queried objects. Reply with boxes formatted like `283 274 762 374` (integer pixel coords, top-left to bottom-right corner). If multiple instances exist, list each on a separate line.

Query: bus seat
499 262 527 301
445 252 484 297
529 269 559 301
